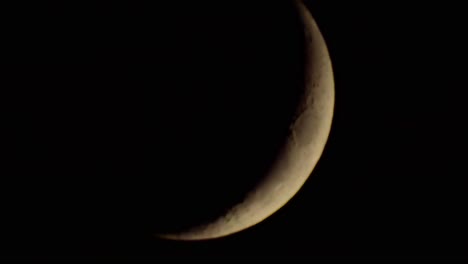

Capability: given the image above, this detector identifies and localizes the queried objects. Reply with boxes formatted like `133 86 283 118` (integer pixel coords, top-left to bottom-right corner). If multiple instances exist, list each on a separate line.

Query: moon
158 0 334 240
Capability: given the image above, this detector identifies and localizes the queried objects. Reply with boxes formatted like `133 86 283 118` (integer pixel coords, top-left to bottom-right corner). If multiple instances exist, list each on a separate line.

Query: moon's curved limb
158 0 334 240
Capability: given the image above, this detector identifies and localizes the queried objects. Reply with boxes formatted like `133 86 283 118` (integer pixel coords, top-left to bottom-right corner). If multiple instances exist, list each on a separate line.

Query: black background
2 1 467 260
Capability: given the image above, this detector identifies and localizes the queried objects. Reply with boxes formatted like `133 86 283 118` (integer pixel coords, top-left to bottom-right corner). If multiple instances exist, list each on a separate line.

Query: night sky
2 1 467 260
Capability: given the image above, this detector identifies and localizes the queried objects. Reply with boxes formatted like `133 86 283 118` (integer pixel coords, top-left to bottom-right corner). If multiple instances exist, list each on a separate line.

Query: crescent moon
158 0 334 240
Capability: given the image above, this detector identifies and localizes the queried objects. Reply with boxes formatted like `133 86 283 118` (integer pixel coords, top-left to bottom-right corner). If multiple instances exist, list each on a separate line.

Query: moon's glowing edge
157 0 335 241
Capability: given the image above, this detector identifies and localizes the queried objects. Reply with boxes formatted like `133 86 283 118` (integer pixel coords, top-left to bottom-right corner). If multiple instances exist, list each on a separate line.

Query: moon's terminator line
159 0 334 240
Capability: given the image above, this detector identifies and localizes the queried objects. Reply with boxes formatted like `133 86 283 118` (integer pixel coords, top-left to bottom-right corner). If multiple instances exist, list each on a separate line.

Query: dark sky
2 1 467 260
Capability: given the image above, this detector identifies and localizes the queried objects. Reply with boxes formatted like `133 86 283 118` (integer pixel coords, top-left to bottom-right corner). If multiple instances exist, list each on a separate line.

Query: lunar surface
158 0 335 240
5 1 333 245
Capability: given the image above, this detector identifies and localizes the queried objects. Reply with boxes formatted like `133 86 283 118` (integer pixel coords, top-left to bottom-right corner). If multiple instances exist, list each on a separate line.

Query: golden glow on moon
158 0 334 240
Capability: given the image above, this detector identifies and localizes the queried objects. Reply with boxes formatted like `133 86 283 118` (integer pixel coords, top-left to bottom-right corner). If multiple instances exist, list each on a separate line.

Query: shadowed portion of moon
142 2 309 235
5 1 329 244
